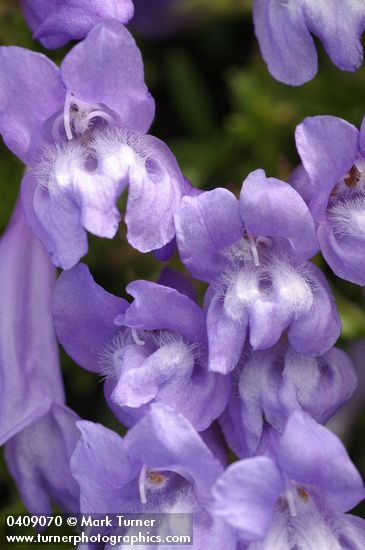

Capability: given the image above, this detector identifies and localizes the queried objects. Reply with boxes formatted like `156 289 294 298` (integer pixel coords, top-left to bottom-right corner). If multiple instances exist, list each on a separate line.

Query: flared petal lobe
53 263 128 373
21 0 134 49
61 21 155 133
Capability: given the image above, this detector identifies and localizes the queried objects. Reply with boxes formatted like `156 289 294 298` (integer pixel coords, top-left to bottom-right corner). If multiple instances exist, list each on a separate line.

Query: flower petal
240 169 318 262
211 457 284 540
175 188 242 283
70 420 138 513
0 201 64 446
125 136 185 252
278 411 365 513
124 403 223 505
253 0 317 85
0 46 64 163
295 116 359 219
207 291 246 374
61 20 155 133
303 0 365 72
117 280 206 345
5 404 80 514
21 0 134 49
53 263 127 373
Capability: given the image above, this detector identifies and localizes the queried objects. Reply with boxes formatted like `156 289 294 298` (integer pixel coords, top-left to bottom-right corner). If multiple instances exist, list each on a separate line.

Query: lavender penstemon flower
53 263 230 430
0 21 186 269
293 115 365 285
212 411 365 549
175 168 340 374
71 403 238 549
220 341 357 458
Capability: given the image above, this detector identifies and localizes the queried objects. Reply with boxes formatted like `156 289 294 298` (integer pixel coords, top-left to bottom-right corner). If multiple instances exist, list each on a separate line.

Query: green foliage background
1 0 365 545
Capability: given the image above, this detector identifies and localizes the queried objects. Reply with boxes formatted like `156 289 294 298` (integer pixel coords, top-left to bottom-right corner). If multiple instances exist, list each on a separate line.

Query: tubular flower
53 264 230 431
175 168 340 374
0 21 186 269
211 411 365 549
293 115 365 285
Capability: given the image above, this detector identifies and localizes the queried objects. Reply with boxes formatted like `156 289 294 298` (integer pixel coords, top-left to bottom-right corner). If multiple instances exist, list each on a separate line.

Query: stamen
85 110 114 126
132 329 145 346
63 92 74 141
285 487 297 518
247 230 260 267
138 464 147 504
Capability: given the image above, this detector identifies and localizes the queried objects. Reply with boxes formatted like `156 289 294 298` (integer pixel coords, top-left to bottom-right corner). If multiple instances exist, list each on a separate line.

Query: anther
138 464 147 504
132 329 145 346
63 92 74 141
247 230 260 267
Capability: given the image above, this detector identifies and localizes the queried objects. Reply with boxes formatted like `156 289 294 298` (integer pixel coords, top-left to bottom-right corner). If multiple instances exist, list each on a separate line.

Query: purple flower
211 411 365 548
293 115 365 285
0 21 185 269
5 404 80 515
253 0 365 85
220 341 357 457
0 201 64 446
20 0 134 49
175 169 340 374
71 403 237 548
53 263 230 431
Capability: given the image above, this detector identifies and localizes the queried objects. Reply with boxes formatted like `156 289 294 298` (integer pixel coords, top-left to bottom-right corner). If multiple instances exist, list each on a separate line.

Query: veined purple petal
295 116 359 219
61 21 155 133
118 280 206 345
53 263 127 373
253 0 317 86
278 411 365 513
21 0 134 49
211 457 284 540
5 404 80 514
0 47 64 163
0 201 64 446
124 403 223 506
175 188 243 283
240 169 318 262
70 420 139 513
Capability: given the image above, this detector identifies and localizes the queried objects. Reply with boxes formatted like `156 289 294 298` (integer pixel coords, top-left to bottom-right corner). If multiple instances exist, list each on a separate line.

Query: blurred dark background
1 0 365 532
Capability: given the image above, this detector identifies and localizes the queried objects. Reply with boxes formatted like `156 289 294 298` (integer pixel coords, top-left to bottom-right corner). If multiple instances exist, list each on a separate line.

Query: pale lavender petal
61 21 155 133
175 188 243 283
278 411 365 513
240 169 318 262
125 136 185 253
295 116 358 219
117 280 206 345
124 403 223 505
53 263 127 373
21 0 134 49
0 201 64 446
70 420 138 513
21 171 88 270
211 457 284 540
288 263 341 356
253 0 317 86
303 0 365 73
207 292 246 374
0 46 64 163
5 405 80 514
